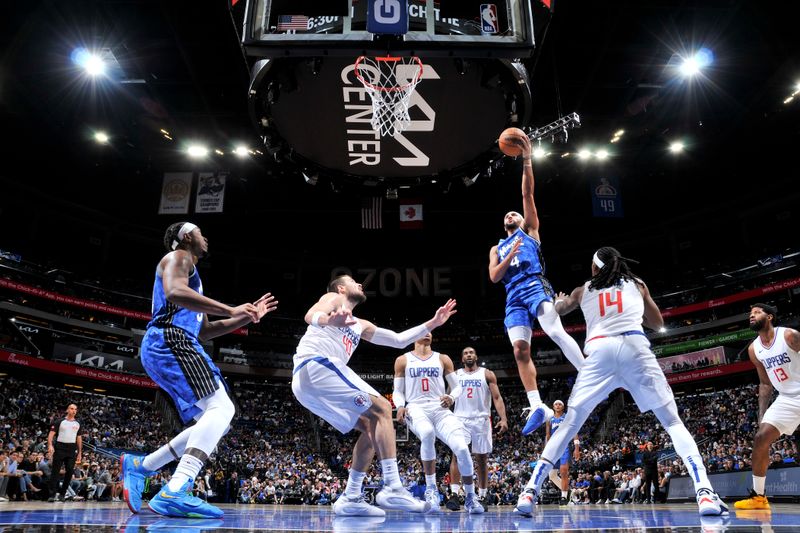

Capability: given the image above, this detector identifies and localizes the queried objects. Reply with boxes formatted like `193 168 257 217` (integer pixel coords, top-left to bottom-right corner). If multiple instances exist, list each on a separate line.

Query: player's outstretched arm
361 299 458 348
510 133 541 241
554 286 584 316
162 250 247 318
303 293 356 329
200 293 278 341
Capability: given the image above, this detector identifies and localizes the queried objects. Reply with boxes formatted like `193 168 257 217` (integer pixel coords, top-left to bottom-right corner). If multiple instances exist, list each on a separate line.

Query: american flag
277 15 309 31
361 197 382 230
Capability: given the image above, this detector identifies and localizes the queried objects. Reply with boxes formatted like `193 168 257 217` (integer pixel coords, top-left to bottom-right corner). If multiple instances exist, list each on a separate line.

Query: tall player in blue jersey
488 131 585 435
121 222 277 519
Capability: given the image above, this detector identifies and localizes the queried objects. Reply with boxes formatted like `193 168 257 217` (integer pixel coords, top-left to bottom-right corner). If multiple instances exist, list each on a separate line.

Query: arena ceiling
0 0 798 307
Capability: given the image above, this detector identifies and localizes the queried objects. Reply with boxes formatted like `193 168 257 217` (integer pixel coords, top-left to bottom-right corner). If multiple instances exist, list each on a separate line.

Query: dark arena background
1 0 799 531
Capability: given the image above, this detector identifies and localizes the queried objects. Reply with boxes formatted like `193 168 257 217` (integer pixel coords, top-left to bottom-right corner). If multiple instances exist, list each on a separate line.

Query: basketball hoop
354 55 424 137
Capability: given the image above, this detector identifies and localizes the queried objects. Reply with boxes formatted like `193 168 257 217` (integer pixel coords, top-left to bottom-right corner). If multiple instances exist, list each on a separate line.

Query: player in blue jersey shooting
488 131 585 435
121 222 277 519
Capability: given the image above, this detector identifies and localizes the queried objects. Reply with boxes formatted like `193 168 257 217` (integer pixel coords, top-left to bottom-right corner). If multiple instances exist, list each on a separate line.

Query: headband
592 251 605 269
171 222 198 250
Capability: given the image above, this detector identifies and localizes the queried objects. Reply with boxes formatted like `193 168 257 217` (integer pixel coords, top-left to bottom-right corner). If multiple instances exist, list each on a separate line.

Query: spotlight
187 144 209 158
595 149 609 160
84 54 106 76
233 145 250 157
669 141 684 153
613 129 625 137
533 147 547 159
577 149 592 160
679 57 700 77
93 131 109 144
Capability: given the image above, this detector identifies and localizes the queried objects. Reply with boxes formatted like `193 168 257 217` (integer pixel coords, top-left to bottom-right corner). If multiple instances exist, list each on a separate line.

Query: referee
47 403 82 502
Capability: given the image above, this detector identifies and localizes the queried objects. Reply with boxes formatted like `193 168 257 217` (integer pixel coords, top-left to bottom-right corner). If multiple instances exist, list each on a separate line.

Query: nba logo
480 4 498 34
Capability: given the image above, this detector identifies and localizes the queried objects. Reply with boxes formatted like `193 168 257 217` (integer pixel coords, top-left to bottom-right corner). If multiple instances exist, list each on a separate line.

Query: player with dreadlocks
514 247 728 517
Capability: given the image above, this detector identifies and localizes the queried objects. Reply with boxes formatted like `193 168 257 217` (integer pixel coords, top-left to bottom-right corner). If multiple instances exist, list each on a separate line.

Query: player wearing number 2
489 131 585 435
734 304 800 510
393 335 485 514
292 275 457 517
514 247 727 517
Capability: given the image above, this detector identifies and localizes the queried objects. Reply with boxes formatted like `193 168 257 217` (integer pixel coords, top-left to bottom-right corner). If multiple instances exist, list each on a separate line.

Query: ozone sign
264 57 516 179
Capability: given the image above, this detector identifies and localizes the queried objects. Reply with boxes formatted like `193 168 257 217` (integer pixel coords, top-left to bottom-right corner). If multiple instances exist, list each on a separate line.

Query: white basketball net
354 56 424 137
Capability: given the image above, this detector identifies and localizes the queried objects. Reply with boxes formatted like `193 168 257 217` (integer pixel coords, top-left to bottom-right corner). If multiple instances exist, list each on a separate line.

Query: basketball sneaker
120 454 157 514
333 493 386 517
696 488 728 516
424 489 440 512
148 479 223 519
521 404 554 436
375 485 430 513
465 493 485 514
734 489 770 510
445 493 461 511
514 488 537 517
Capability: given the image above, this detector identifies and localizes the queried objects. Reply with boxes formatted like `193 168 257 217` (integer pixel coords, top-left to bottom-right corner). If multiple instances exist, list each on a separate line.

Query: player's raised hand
231 303 260 323
254 293 278 321
507 239 523 260
505 131 531 157
327 305 357 328
430 299 457 328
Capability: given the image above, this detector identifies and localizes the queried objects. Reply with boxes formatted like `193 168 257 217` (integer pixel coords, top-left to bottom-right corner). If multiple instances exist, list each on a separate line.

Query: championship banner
195 172 226 214
0 349 158 389
652 329 754 356
0 278 249 336
665 360 754 385
591 176 623 218
658 346 727 375
158 172 192 214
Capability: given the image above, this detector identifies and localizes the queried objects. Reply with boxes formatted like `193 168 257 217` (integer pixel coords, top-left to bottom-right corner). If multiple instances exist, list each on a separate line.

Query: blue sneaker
121 454 157 514
521 404 553 436
148 479 223 519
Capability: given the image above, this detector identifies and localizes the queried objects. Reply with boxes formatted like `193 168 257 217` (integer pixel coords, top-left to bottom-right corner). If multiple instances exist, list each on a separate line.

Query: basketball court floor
0 502 796 532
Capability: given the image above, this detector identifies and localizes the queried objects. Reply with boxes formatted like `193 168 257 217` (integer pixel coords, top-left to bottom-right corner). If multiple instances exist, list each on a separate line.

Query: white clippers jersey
404 351 446 406
454 367 491 418
294 320 362 366
754 327 800 397
580 279 645 340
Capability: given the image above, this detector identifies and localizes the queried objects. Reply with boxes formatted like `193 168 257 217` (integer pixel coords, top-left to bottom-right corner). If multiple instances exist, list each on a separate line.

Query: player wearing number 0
514 247 727 517
448 347 508 508
292 275 457 517
734 304 800 510
393 335 485 514
489 131 585 435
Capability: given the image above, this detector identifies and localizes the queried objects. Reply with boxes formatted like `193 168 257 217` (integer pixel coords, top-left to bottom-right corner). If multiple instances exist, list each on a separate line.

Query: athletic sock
425 474 436 490
753 475 766 495
167 454 204 492
345 470 366 499
380 458 402 489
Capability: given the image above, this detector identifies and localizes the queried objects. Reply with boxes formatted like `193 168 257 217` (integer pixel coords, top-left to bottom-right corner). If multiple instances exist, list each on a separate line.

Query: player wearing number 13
292 275 458 517
734 304 800 510
514 247 727 517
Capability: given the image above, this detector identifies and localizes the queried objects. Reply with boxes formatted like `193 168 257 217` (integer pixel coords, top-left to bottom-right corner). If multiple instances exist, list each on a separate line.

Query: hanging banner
665 360 754 385
591 176 623 218
158 172 193 214
195 172 226 214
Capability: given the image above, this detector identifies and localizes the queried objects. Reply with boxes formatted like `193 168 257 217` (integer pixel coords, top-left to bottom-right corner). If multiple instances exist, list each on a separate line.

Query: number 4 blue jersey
497 228 545 297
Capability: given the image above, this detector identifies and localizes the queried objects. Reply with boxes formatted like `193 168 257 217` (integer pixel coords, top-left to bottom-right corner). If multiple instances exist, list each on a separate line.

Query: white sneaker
424 489 440 513
697 488 728 516
333 493 386 517
465 494 485 514
513 488 536 517
376 486 430 513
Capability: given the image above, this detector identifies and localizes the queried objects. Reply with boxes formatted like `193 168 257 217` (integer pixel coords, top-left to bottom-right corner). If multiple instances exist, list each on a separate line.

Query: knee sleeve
548 469 561 486
652 401 681 429
451 440 473 478
419 431 436 462
186 381 236 457
508 326 532 345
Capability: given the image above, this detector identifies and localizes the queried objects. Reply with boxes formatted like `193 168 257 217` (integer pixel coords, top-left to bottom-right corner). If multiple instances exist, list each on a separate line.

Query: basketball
498 127 527 157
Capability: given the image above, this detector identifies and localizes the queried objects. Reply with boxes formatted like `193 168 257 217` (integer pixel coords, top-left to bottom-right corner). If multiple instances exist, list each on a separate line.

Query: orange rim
354 55 424 92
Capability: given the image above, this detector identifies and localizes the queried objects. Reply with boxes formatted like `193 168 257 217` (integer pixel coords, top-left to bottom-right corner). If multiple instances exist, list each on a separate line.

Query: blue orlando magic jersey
147 266 204 338
497 228 545 292
550 413 565 434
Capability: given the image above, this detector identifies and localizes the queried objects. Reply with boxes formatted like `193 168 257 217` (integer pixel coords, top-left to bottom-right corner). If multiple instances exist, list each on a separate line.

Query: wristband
311 311 325 327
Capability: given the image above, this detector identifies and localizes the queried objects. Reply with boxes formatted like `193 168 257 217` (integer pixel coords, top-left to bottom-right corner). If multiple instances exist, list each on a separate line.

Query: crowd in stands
4 371 795 508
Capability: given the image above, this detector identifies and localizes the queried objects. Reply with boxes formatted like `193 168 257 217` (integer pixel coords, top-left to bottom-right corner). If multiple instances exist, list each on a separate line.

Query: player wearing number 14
734 303 800 510
514 247 726 517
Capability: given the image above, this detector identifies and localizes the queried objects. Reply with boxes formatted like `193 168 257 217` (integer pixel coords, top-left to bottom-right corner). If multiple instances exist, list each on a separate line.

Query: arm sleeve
369 324 430 349
392 377 406 408
445 372 463 400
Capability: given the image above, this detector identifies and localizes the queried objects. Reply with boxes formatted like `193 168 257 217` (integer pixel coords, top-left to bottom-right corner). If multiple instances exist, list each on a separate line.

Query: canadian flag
399 199 423 229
